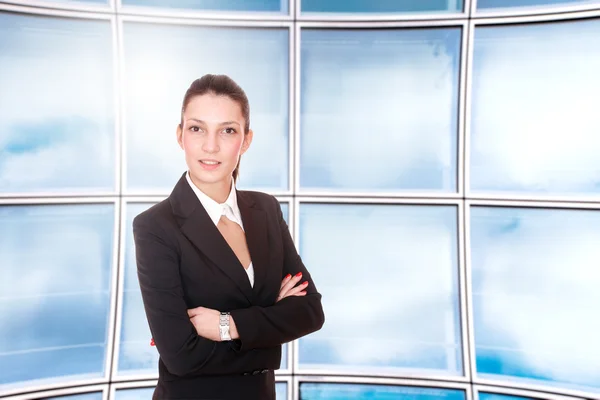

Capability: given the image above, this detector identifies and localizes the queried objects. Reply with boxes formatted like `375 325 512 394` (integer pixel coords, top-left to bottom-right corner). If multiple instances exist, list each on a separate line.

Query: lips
198 159 221 170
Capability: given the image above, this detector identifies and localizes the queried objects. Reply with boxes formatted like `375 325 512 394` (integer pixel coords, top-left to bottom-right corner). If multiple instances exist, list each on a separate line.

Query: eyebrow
185 118 240 126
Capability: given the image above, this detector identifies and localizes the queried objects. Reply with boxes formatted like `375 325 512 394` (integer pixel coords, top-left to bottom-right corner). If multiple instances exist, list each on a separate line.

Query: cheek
222 137 245 160
182 134 200 152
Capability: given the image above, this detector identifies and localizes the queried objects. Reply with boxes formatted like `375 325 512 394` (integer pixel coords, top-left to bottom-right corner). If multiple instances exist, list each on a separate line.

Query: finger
281 281 309 299
278 288 307 302
286 289 308 298
280 274 292 289
276 277 294 302
279 272 303 297
279 276 303 301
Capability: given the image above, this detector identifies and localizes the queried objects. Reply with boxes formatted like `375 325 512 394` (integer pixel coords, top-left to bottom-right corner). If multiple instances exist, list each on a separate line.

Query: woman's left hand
187 306 239 341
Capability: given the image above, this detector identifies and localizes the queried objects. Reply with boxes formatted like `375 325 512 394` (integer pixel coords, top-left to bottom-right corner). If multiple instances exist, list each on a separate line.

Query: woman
133 74 325 400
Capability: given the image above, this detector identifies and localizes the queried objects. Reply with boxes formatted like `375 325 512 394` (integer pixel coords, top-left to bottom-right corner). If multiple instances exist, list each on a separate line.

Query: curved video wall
1 0 599 399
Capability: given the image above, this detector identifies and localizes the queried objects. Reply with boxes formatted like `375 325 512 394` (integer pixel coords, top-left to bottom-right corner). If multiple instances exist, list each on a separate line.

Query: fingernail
295 272 302 278
285 274 291 279
303 281 309 286
150 338 155 346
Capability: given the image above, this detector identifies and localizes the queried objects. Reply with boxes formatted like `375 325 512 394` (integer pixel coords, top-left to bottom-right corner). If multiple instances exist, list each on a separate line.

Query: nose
202 132 219 153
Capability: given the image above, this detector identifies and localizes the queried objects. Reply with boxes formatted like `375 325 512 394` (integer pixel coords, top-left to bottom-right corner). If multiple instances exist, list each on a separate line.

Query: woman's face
177 93 252 192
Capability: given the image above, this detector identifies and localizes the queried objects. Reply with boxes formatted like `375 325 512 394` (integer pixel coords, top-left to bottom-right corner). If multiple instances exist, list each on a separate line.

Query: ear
176 123 184 150
240 128 253 155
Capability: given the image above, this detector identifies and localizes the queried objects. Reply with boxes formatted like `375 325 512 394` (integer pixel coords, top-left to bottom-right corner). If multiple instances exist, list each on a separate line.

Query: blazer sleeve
133 212 279 377
229 196 325 350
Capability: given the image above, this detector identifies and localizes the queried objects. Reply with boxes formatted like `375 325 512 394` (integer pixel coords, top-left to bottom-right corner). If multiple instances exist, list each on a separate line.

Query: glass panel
300 384 466 400
300 28 460 193
0 205 114 390
46 394 103 400
118 201 290 374
477 0 600 11
123 23 289 193
471 206 600 393
276 382 287 400
0 13 115 194
298 204 462 374
122 0 287 13
114 388 155 400
478 394 532 400
302 0 462 14
118 203 158 375
470 19 600 196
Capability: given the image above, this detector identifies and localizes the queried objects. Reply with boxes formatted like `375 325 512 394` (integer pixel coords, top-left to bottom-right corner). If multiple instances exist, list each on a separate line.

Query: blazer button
261 369 269 374
252 370 260 375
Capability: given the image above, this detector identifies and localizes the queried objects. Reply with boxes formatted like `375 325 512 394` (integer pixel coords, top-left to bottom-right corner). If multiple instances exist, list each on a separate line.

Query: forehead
184 94 244 122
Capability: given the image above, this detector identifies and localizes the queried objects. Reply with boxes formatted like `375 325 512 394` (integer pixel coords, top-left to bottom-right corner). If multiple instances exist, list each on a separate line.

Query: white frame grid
2 0 600 399
294 19 467 200
463 7 600 205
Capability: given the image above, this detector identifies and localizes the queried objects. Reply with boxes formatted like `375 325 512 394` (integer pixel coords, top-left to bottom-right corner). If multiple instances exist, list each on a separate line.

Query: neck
189 173 233 204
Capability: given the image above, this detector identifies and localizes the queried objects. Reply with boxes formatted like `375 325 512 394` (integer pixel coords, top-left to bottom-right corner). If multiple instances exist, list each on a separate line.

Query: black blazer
133 172 325 400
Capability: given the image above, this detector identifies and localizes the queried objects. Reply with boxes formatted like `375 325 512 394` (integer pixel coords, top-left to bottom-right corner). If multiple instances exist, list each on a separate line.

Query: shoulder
132 198 172 231
238 190 281 212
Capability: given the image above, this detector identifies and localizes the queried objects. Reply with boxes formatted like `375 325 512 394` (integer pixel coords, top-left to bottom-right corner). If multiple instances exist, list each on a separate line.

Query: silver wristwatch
219 312 231 341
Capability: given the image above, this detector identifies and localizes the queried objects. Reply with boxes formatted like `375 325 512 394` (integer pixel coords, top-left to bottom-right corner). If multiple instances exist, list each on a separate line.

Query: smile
199 159 221 170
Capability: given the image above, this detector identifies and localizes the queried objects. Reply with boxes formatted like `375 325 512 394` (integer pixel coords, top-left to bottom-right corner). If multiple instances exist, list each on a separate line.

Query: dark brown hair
180 74 250 181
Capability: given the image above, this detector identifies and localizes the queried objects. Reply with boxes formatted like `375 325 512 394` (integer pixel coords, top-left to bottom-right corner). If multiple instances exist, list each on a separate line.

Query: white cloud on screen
475 209 600 385
471 22 600 192
0 28 114 192
0 130 112 191
301 33 457 190
0 214 107 351
301 205 460 371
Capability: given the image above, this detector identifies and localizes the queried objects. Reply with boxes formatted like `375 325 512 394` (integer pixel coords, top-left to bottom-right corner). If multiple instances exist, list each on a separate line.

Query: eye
223 127 237 134
189 126 201 132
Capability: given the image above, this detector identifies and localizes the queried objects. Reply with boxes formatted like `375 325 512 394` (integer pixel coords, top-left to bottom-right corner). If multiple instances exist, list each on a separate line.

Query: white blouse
185 172 254 287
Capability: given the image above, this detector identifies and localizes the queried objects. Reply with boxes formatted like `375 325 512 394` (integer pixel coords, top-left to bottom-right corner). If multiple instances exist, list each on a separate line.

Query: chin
190 169 231 186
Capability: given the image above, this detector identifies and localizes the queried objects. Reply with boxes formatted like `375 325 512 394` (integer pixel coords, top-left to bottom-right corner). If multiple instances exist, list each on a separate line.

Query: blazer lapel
237 191 270 296
169 173 254 303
